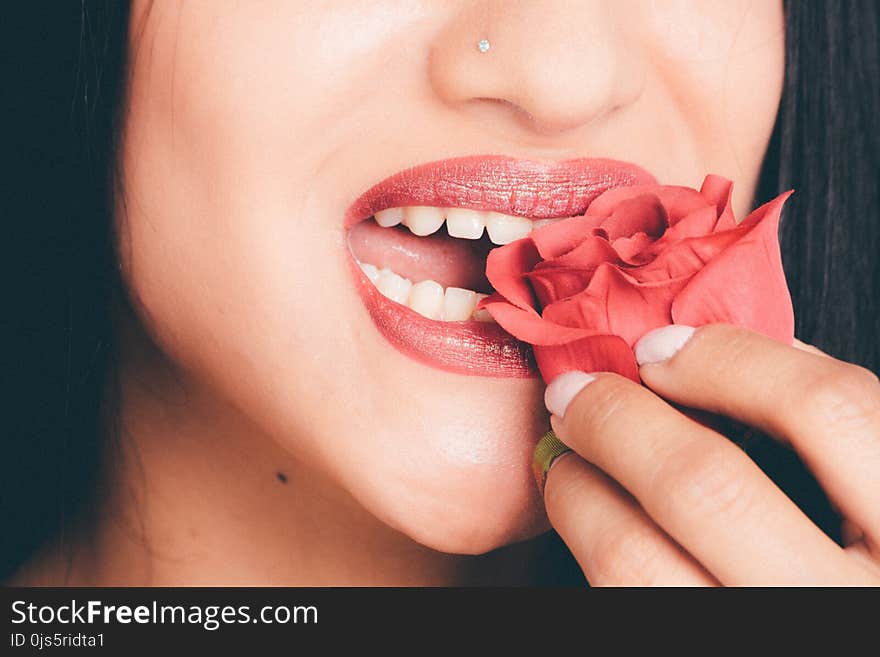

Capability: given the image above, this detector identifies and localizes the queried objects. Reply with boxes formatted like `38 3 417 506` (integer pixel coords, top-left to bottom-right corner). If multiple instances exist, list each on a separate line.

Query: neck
16 307 550 586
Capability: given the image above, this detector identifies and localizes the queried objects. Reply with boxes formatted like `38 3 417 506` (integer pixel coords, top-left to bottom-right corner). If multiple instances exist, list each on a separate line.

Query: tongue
347 219 493 292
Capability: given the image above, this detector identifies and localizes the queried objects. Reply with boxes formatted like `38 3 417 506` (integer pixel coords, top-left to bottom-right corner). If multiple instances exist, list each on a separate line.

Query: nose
428 1 646 136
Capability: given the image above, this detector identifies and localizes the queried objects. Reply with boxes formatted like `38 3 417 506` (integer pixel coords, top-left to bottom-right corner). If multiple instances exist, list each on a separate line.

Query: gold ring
532 430 573 495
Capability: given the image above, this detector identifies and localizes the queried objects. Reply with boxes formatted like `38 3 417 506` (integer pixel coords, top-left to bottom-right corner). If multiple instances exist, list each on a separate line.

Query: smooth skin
543 323 880 586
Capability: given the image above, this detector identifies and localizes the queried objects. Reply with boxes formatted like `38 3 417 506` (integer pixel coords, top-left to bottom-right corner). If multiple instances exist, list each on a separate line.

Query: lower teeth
358 261 494 323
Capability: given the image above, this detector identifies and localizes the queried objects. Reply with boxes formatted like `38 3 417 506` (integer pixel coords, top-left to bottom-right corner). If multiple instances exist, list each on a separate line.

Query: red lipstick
345 155 656 378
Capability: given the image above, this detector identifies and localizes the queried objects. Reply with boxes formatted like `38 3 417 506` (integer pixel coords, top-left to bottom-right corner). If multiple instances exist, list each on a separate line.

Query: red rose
479 175 795 383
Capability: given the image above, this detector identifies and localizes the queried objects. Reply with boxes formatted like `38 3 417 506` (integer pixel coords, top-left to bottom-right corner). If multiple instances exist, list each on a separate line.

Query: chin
409 502 552 557
348 434 553 556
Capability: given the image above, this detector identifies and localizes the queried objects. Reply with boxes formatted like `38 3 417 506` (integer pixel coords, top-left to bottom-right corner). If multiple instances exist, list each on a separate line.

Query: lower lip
348 258 538 378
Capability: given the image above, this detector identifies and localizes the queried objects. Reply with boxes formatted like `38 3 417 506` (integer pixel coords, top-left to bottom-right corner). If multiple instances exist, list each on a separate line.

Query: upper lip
345 155 657 227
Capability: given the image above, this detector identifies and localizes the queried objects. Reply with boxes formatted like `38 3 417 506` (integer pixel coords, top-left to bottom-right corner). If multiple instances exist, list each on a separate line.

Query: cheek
117 2 549 554
714 2 785 215
642 0 785 215
119 3 357 394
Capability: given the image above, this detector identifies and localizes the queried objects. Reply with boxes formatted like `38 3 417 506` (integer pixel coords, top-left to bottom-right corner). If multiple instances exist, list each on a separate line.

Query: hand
536 323 880 586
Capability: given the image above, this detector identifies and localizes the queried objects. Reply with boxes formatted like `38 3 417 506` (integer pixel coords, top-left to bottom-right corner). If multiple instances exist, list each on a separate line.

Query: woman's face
120 0 784 554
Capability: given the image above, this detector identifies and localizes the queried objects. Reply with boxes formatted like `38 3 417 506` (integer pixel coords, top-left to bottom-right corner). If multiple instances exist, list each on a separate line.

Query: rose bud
478 175 795 383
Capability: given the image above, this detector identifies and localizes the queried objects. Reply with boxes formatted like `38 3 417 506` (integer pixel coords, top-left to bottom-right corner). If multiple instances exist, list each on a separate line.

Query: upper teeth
374 206 562 245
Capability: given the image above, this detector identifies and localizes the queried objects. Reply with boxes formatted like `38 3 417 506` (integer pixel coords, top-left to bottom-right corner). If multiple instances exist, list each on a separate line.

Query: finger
792 338 831 358
539 442 717 586
545 371 871 585
635 323 880 542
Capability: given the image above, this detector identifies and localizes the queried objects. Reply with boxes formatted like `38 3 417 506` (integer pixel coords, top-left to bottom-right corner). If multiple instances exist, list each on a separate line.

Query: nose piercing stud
478 39 490 53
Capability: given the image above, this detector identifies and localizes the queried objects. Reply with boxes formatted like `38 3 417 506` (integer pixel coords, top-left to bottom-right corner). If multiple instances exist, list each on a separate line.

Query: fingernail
532 430 573 495
634 324 696 365
544 370 596 418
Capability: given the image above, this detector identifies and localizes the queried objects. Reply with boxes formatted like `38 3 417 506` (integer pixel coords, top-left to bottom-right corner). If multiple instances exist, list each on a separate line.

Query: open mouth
345 155 656 378
348 207 563 322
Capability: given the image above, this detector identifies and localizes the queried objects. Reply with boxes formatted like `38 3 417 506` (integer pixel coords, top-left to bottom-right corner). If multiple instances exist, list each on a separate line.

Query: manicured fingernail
544 370 596 418
634 324 696 365
532 430 573 495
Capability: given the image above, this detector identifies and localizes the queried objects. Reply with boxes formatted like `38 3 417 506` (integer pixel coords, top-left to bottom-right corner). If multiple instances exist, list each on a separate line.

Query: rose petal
543 263 689 345
480 296 639 383
599 194 668 240
480 297 602 345
530 215 603 260
736 189 794 232
484 239 542 312
633 224 749 282
699 174 737 230
671 190 794 342
526 268 595 307
537 233 620 269
611 231 656 265
534 335 639 383
588 184 712 226
656 205 718 243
